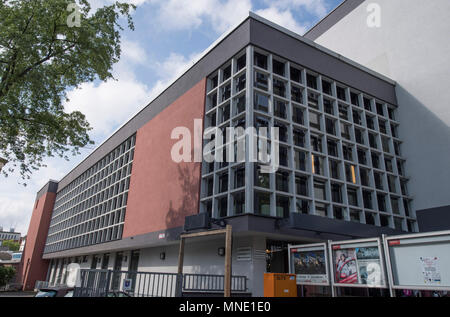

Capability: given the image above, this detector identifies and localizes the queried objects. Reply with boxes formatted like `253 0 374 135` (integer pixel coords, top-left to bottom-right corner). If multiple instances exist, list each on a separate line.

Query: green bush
0 266 16 287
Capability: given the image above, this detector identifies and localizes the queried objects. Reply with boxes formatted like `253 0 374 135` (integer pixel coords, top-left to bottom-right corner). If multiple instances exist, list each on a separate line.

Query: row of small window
208 53 247 92
48 190 129 237
44 224 124 254
205 93 246 128
0 234 19 240
207 73 246 110
252 50 396 120
47 207 126 245
54 135 136 209
202 190 414 232
51 168 132 226
54 155 134 215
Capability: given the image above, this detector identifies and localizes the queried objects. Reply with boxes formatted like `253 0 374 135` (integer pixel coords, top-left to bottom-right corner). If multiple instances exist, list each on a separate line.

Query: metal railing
71 269 248 297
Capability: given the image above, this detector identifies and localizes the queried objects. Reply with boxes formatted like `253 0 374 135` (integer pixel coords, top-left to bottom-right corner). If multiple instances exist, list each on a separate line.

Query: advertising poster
420 256 441 285
332 244 384 287
291 248 328 285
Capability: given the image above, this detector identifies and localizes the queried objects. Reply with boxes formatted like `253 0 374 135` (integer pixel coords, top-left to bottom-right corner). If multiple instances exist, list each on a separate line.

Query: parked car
35 287 74 297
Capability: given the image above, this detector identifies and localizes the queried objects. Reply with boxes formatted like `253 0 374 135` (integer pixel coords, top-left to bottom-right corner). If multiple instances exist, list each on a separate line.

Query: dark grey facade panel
417 205 450 232
36 180 59 200
57 19 252 191
303 0 365 41
249 18 397 106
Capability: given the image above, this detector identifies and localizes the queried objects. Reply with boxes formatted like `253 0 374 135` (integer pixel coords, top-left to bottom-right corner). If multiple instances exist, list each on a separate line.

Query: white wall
314 0 450 212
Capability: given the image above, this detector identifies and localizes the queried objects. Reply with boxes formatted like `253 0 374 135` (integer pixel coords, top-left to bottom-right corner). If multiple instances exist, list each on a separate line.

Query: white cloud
255 7 308 35
149 0 252 33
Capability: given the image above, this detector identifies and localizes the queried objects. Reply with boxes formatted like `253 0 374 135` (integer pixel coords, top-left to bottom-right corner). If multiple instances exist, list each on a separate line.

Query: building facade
22 13 420 295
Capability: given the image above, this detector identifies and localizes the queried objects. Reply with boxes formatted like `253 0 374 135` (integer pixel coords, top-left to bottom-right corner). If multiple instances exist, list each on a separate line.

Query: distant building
0 228 21 244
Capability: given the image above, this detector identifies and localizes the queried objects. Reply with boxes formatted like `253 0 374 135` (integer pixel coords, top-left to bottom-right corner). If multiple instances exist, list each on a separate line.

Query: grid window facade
44 135 136 253
200 46 417 232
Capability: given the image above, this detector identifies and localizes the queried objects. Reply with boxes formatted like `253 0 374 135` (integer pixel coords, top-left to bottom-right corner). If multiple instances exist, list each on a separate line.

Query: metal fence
72 269 248 297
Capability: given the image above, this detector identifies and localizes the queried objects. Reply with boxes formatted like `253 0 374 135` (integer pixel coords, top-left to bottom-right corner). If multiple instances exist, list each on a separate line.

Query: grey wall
313 0 450 213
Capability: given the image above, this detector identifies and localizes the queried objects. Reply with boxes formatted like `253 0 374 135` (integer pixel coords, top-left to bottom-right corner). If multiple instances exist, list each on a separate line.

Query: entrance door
112 252 123 290
127 250 140 293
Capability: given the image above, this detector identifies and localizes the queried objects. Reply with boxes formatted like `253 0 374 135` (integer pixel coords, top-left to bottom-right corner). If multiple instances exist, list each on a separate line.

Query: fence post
175 273 183 297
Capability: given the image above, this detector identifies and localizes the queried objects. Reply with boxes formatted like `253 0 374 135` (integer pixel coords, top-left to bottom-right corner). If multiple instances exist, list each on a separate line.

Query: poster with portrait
331 239 385 288
289 244 329 286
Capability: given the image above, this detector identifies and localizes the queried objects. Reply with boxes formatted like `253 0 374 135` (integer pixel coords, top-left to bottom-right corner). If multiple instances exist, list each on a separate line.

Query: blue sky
0 0 344 235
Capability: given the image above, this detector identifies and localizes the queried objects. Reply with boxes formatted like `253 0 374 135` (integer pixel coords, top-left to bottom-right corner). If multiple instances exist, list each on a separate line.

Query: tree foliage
1 239 19 251
0 266 16 287
0 0 136 183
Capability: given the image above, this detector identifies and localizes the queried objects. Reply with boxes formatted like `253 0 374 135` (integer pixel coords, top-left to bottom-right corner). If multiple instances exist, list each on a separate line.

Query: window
309 112 321 130
391 197 400 215
353 110 362 125
254 165 270 188
376 103 384 116
388 108 396 120
365 212 376 226
219 103 230 123
311 155 324 176
374 172 384 190
342 144 353 161
276 171 290 192
379 119 387 134
390 124 398 138
209 75 218 91
292 106 304 125
293 129 305 147
254 92 269 113
222 65 231 82
327 139 338 157
218 174 228 193
382 137 390 153
296 176 308 196
372 152 380 169
363 190 373 209
307 74 317 89
324 98 334 115
235 74 246 93
341 123 351 140
314 180 327 201
205 177 213 196
254 192 271 216
254 52 268 69
274 99 287 119
294 150 306 171
234 167 245 189
369 133 378 149
366 115 375 130
345 164 357 184
358 148 367 165
360 168 370 187
290 67 302 83
322 80 332 95
364 97 372 112
350 92 360 106
339 104 349 120
325 117 336 135
276 196 290 218
279 146 289 167
331 183 342 203
233 192 245 215
394 141 401 156
273 78 286 97
274 121 288 143
394 217 404 231
385 158 393 172
350 210 361 223
333 207 344 220
236 53 246 72
254 71 269 91
221 84 231 102
234 95 246 115
377 194 386 212
355 128 364 145
273 59 285 77
380 215 390 227
291 85 303 103
347 188 358 206
218 196 228 218
336 86 347 101
310 134 323 153
308 92 319 109
315 202 328 217
329 160 340 179
388 175 397 193
296 199 309 214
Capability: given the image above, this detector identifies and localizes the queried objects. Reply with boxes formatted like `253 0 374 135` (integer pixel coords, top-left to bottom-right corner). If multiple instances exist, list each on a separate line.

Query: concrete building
21 10 434 295
304 0 450 232
0 227 21 244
